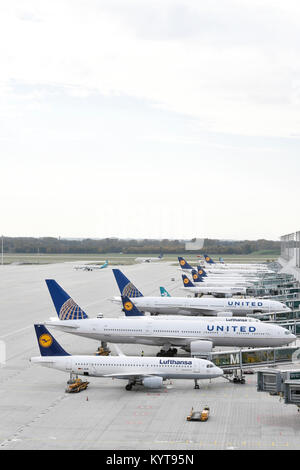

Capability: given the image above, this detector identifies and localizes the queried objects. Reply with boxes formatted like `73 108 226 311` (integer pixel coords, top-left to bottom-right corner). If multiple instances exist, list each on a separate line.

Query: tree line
1 237 280 255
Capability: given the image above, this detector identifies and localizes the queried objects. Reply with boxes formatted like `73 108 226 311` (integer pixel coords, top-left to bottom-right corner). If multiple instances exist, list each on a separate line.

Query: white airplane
202 255 272 273
190 269 255 287
74 260 109 271
181 274 248 297
111 269 290 317
178 257 263 278
44 281 296 358
135 253 163 263
31 324 223 390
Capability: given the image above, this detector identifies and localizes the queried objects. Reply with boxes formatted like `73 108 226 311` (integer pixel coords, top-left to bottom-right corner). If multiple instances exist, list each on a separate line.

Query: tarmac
0 261 300 450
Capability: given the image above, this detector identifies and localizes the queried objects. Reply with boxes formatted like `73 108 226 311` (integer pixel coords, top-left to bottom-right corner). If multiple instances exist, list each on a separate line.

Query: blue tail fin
160 286 171 297
197 266 207 277
112 269 143 297
159 253 163 259
45 280 88 320
204 254 215 264
219 257 224 263
178 257 193 270
182 274 195 287
191 269 204 283
121 296 144 316
34 324 70 356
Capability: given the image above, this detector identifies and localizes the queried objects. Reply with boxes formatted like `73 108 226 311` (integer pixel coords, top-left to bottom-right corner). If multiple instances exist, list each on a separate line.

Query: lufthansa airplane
180 274 248 297
43 280 295 358
111 269 290 317
178 257 263 278
74 260 108 271
31 324 223 390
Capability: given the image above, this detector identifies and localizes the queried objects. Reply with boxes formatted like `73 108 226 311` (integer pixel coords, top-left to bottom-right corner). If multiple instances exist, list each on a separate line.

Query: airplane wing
44 322 80 329
103 372 158 379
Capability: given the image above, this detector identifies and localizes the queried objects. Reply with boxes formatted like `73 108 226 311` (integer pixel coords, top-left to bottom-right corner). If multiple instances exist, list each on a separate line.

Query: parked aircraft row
31 256 294 391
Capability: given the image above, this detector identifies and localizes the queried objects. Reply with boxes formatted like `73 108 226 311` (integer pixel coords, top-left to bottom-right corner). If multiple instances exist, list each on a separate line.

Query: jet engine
142 376 163 389
190 340 213 356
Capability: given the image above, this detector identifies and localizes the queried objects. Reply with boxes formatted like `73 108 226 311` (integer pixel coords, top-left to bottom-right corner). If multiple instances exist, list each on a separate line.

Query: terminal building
279 231 300 281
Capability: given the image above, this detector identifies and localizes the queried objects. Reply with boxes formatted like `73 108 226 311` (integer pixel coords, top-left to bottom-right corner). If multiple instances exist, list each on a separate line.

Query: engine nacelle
142 376 163 389
216 311 233 317
190 340 213 356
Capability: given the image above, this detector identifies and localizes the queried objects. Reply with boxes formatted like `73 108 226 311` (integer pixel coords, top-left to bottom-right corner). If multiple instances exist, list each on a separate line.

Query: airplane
135 253 163 263
202 255 272 272
195 266 260 282
42 284 296 360
191 269 255 287
111 269 291 317
31 324 223 390
178 257 261 277
74 260 109 271
181 274 248 297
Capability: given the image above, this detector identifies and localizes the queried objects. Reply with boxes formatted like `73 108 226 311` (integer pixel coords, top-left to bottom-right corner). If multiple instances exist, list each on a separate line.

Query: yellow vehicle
95 347 111 356
65 378 89 393
186 406 210 422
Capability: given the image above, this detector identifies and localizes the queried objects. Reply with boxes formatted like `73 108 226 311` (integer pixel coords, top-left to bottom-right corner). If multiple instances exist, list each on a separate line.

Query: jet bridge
257 369 300 410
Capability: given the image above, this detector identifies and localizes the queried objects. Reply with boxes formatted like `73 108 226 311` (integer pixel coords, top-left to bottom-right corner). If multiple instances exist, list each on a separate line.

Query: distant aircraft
135 254 163 263
178 257 194 273
31 324 223 390
74 260 108 271
111 269 291 317
160 287 171 297
203 255 271 272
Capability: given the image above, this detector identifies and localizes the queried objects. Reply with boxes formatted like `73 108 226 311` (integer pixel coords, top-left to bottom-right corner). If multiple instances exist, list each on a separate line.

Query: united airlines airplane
31 324 223 390
44 280 295 358
111 269 290 317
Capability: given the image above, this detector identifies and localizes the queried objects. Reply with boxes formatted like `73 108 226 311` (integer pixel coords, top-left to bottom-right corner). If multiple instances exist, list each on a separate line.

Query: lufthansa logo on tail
124 301 133 311
39 334 53 348
205 257 210 262
183 278 189 284
198 270 203 275
180 260 186 266
193 274 198 280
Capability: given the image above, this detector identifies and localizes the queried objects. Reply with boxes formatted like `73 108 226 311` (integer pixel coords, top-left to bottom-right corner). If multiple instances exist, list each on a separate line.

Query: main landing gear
156 348 178 357
125 380 136 391
194 379 200 389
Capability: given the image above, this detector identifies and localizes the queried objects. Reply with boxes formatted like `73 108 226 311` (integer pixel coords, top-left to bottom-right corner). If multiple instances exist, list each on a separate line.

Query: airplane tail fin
121 296 144 316
178 257 193 270
204 254 215 264
45 280 88 320
159 253 163 259
160 286 171 297
34 324 70 356
219 257 224 264
112 269 143 298
197 266 207 277
182 274 195 288
191 269 204 283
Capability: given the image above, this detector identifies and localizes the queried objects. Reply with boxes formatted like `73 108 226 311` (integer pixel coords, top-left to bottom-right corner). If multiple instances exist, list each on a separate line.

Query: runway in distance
74 260 108 271
135 253 163 263
111 269 290 317
43 283 296 357
31 324 223 390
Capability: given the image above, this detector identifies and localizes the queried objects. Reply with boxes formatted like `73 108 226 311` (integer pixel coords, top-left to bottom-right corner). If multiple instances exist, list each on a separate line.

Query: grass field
0 251 280 265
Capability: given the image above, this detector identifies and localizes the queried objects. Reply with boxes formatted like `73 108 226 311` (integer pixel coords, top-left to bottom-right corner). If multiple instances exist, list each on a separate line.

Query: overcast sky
1 0 300 240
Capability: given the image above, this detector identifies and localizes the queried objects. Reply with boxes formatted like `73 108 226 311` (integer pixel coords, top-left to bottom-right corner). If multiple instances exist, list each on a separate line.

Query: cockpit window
206 364 214 368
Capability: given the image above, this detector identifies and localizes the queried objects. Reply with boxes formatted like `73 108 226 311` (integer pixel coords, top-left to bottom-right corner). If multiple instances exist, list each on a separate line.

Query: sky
1 0 300 241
